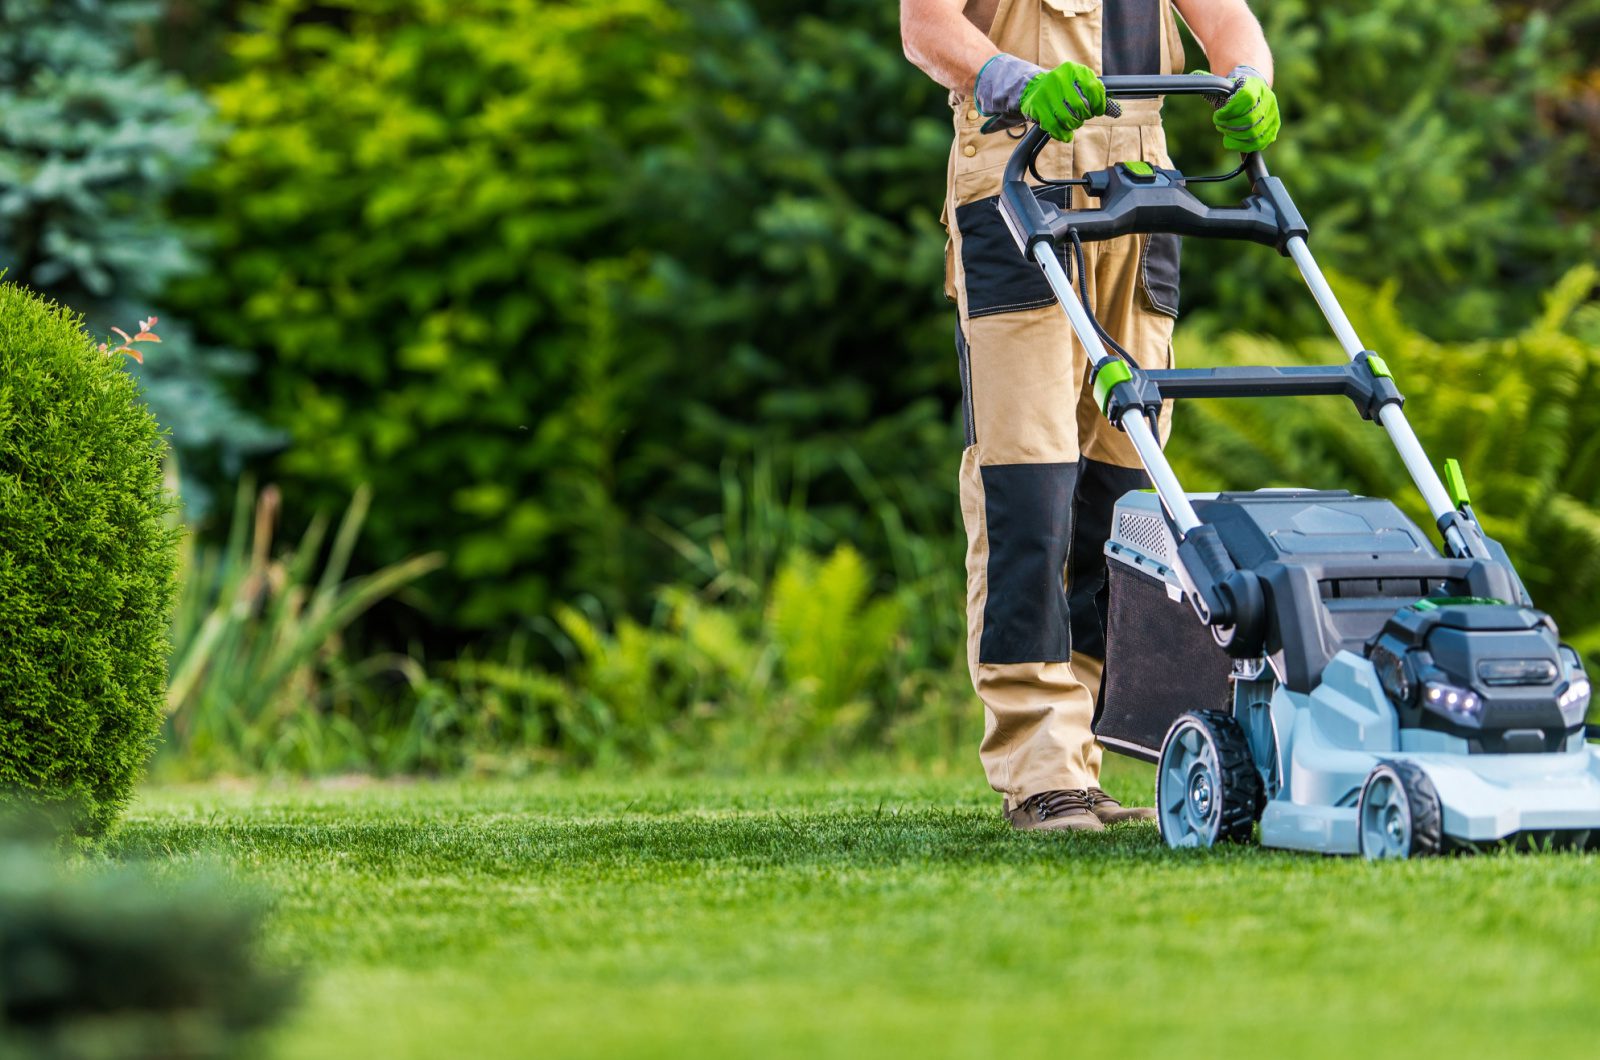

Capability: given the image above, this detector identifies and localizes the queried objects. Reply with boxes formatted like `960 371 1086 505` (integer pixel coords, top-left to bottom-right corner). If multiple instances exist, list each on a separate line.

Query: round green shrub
0 282 179 834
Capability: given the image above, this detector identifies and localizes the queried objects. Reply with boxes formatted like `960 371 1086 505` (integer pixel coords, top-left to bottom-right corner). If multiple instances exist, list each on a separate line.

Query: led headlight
1557 645 1591 720
1557 676 1591 716
1422 680 1483 721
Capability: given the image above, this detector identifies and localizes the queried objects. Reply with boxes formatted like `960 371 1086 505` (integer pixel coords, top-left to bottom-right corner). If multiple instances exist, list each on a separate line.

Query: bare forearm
1175 0 1273 84
900 0 1001 96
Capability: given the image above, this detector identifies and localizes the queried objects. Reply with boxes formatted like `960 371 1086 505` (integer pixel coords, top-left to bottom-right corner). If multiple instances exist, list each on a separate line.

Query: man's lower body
953 210 1177 833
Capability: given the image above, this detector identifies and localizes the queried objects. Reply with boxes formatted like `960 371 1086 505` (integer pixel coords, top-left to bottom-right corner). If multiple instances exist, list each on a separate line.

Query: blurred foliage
0 0 279 502
547 546 909 770
157 457 975 777
169 0 1599 650
0 282 179 835
403 538 971 775
149 0 254 83
1168 0 1600 338
170 0 956 639
0 836 293 1059
174 0 694 632
1171 265 1600 656
160 479 442 776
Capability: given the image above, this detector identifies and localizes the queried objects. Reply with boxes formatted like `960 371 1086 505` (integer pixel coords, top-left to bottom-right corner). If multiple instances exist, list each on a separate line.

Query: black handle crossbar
1149 365 1364 401
998 75 1307 256
1099 74 1239 97
1102 358 1404 427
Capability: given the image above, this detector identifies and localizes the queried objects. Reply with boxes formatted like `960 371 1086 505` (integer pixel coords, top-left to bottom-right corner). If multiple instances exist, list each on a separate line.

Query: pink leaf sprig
99 316 162 364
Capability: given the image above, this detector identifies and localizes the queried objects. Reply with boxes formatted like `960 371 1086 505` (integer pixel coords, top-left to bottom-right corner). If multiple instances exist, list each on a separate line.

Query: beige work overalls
945 0 1185 805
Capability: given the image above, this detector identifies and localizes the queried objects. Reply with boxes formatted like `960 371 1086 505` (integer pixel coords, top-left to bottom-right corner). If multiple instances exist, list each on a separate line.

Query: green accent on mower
1412 596 1507 611
1366 353 1392 379
1094 360 1133 413
1443 457 1470 508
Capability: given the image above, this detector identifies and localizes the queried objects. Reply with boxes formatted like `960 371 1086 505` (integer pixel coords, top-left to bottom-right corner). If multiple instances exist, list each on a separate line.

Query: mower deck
1263 653 1600 853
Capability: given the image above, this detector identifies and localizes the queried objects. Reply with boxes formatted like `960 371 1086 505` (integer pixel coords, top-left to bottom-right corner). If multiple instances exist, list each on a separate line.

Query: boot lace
1085 787 1121 809
1022 789 1093 820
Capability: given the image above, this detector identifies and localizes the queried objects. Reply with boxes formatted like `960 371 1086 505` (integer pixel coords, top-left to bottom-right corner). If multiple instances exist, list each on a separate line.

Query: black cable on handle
1068 228 1136 366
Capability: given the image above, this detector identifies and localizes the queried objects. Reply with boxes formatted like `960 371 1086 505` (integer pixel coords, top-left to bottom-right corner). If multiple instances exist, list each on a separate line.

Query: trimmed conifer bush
0 282 179 834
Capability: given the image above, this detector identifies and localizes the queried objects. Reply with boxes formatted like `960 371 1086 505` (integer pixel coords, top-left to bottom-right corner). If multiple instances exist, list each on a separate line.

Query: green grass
112 761 1600 1059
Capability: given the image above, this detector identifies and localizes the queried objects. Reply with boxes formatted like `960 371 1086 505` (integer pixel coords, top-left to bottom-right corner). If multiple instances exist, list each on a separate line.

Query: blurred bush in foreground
0 836 293 1060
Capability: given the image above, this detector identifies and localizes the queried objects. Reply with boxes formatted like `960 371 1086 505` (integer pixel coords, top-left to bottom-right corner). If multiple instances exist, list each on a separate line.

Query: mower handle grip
1001 74 1239 189
1102 73 1239 99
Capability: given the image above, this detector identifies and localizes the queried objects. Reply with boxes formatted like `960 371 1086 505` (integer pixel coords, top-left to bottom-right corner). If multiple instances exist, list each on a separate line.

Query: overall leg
958 304 1100 806
940 0 1184 826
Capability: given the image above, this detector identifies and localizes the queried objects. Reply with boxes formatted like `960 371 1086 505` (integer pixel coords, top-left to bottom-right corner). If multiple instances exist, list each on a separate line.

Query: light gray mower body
1261 653 1600 853
1101 490 1600 856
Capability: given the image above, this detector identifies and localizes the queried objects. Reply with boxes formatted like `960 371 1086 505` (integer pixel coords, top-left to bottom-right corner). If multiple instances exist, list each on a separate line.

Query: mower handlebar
1103 72 1239 99
997 74 1305 257
1000 74 1239 189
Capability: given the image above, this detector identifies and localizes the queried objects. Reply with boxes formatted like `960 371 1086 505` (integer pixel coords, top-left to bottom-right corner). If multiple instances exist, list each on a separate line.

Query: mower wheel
1157 709 1263 849
1357 761 1443 860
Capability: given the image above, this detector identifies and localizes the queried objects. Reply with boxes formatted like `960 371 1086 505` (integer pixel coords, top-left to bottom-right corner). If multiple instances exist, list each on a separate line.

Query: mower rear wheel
1358 761 1443 860
1157 710 1263 849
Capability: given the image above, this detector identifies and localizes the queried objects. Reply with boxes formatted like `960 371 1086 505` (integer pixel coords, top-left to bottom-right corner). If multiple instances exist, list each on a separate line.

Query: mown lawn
114 761 1599 1059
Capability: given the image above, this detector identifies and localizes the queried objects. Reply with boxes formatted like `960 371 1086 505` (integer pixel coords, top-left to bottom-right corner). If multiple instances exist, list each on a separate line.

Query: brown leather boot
1005 790 1105 832
1086 787 1157 824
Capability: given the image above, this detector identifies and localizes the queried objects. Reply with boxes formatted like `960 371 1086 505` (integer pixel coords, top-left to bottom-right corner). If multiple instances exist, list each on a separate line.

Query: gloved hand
1207 65 1280 152
1020 60 1107 142
975 55 1105 141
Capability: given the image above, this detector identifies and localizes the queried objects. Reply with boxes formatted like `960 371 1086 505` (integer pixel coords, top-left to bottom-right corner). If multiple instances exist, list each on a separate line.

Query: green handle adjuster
1094 360 1134 414
1443 457 1470 509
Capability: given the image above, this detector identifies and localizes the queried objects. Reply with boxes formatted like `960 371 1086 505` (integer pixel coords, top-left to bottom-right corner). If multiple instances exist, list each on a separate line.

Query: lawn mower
999 73 1600 858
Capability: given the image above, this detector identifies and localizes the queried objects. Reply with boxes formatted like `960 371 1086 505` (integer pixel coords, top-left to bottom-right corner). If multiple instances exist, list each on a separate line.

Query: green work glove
1020 60 1107 142
1206 65 1280 152
974 54 1104 141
